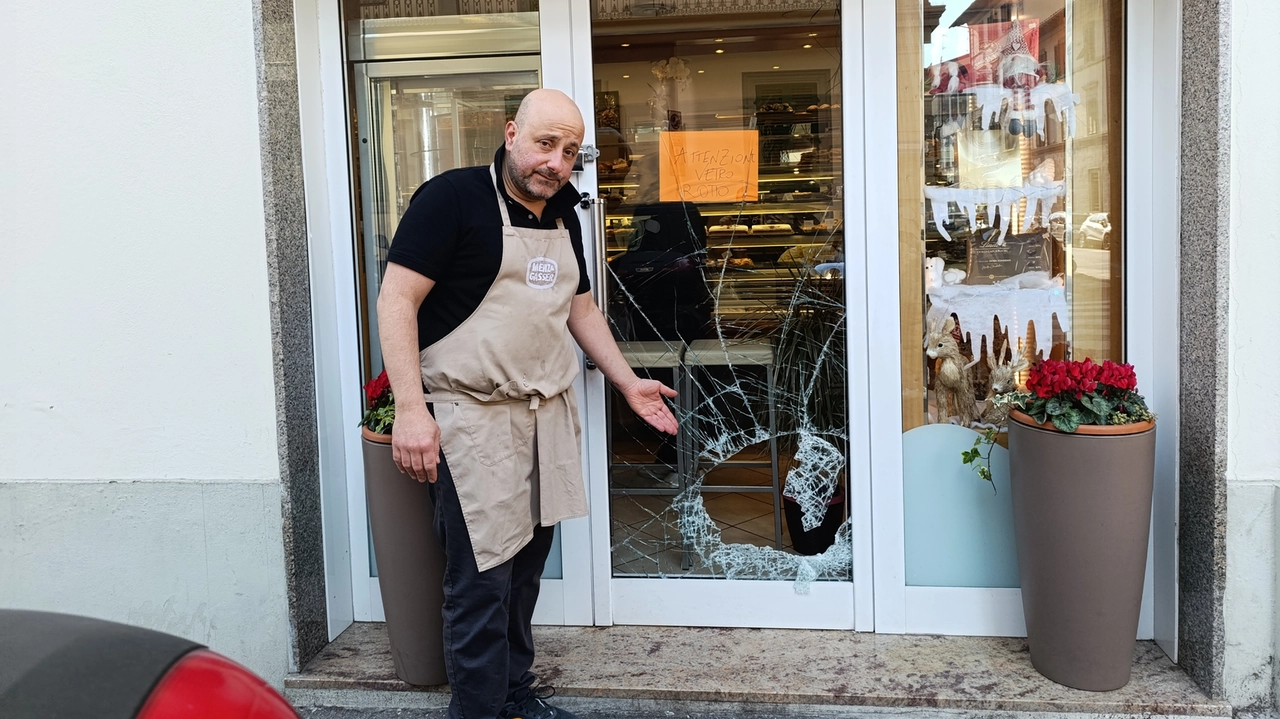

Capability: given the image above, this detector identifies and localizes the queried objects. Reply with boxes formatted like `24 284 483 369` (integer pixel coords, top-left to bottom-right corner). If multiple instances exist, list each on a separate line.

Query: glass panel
896 0 1124 587
356 67 539 383
593 6 851 586
348 15 544 579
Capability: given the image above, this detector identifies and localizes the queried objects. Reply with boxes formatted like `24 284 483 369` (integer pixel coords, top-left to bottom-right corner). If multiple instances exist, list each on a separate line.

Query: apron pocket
456 402 534 468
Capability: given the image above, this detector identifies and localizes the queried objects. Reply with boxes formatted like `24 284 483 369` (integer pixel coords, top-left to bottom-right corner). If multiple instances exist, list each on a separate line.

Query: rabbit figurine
925 315 976 426
980 340 1030 425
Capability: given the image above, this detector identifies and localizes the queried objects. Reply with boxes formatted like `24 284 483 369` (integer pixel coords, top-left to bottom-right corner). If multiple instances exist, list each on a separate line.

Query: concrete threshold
286 623 1229 718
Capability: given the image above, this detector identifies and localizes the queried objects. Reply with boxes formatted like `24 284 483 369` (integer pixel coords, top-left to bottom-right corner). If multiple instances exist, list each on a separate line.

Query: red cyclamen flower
365 370 391 404
1099 360 1138 391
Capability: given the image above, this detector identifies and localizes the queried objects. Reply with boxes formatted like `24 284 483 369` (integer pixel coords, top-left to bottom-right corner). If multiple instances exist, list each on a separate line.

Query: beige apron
419 164 588 572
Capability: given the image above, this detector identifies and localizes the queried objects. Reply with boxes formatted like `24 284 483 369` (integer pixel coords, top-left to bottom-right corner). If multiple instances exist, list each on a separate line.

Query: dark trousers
427 450 556 719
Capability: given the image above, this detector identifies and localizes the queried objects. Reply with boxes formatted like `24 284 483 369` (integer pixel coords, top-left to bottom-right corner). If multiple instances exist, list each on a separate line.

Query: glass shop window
896 0 1125 589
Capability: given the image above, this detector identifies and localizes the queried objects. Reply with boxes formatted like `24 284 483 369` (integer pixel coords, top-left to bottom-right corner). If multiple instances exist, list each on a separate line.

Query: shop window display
898 0 1125 588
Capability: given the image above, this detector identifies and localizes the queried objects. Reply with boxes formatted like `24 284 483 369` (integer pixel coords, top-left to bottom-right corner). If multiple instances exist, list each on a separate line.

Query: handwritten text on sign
659 130 759 202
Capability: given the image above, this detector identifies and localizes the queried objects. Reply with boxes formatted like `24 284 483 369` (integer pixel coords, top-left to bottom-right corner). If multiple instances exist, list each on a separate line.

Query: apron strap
489 164 513 227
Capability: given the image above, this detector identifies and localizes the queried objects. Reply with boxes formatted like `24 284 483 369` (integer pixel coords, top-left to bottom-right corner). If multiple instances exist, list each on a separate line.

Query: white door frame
864 0 1180 647
295 0 1178 644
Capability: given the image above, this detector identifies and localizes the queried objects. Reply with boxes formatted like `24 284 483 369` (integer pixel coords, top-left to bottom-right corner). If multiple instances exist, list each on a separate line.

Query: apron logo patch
525 257 558 290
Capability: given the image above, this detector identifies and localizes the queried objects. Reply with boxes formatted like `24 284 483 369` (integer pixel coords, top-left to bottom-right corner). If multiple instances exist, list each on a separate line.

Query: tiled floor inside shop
609 455 812 576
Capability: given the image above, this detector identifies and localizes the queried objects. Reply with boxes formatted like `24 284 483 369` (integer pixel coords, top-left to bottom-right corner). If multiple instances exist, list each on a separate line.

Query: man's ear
504 120 518 149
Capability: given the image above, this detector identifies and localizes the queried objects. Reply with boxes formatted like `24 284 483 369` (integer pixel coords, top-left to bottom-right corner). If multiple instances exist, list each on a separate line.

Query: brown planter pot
361 427 448 686
1007 410 1156 691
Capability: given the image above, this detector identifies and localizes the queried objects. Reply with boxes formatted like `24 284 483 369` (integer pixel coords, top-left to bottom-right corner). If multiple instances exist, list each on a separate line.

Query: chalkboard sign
964 230 1053 284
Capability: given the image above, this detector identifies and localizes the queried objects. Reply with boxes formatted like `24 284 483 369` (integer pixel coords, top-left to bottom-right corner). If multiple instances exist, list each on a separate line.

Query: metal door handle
590 197 608 315
582 194 608 372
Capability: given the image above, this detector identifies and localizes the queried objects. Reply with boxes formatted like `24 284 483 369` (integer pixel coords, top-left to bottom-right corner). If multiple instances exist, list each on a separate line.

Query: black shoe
500 685 578 719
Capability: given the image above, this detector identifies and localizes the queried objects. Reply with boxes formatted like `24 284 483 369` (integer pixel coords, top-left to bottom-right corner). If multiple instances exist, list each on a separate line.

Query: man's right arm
377 262 440 483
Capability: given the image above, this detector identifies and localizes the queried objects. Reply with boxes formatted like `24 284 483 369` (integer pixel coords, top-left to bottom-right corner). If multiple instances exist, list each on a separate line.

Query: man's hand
619 378 679 435
391 407 442 483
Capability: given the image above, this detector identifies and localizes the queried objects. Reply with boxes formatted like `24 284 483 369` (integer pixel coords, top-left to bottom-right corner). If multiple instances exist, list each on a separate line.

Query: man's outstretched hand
619 378 679 435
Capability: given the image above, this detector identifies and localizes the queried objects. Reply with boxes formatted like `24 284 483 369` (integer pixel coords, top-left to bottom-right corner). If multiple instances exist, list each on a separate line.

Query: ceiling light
808 33 818 37
622 74 630 78
697 69 705 73
803 44 812 48
715 38 723 42
715 48 724 54
772 65 780 69
621 43 630 47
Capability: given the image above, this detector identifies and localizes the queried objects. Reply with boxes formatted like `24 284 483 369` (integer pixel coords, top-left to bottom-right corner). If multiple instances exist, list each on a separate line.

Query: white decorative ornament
965 82 1082 140
927 271 1070 355
923 156 1065 245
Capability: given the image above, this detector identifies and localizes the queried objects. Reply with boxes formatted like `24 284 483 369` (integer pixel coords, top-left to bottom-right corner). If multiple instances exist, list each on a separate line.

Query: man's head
503 89 585 203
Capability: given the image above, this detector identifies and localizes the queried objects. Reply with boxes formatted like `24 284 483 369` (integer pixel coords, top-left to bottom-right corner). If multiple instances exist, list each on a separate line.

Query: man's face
504 113 583 202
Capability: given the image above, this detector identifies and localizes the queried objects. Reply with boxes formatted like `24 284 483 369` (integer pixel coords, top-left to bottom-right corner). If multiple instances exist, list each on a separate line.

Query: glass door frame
340 13 593 627
547 0 874 630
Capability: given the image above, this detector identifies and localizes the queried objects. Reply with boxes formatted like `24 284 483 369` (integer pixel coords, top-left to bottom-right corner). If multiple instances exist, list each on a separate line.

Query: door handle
582 194 607 372
589 196 608 315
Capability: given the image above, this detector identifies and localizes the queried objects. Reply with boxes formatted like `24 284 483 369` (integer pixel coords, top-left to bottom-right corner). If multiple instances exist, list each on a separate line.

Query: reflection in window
897 0 1124 588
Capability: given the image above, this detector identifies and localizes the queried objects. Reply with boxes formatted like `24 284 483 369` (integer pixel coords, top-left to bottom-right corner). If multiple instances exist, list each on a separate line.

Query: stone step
285 623 1230 719
293 701 1227 719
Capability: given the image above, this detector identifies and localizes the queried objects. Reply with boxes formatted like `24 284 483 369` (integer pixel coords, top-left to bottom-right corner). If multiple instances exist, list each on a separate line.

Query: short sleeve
567 210 592 295
386 177 460 281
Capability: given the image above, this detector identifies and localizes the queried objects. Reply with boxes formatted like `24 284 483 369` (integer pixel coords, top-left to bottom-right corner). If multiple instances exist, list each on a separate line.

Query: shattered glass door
591 4 852 590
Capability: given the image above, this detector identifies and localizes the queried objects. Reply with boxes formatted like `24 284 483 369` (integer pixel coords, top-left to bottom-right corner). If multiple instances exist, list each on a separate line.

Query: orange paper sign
658 130 759 203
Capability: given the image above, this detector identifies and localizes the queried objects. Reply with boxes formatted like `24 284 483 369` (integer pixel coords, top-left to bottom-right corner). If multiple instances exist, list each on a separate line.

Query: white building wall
0 0 290 686
1224 0 1280 708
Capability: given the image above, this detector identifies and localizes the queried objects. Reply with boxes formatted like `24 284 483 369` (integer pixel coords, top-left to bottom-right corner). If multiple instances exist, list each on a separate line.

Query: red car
0 609 298 718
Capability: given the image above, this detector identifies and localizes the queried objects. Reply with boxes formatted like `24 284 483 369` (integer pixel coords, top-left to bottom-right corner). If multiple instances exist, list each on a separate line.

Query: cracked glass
592 4 852 590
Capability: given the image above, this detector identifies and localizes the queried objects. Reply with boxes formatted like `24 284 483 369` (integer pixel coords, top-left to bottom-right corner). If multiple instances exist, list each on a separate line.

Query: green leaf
1046 398 1066 416
1083 395 1112 419
1053 411 1081 433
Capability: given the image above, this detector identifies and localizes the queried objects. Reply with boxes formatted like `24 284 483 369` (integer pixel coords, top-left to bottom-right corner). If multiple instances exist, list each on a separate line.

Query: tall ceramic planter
361 427 448 686
1007 410 1156 691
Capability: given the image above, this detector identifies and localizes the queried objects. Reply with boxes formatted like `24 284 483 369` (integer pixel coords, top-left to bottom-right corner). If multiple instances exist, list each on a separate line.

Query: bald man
377 89 678 719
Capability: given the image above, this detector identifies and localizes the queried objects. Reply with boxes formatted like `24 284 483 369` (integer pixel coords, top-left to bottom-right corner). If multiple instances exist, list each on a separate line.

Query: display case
599 103 844 334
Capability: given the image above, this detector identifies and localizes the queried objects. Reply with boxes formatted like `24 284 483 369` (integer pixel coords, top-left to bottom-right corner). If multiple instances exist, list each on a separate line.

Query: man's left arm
567 292 678 435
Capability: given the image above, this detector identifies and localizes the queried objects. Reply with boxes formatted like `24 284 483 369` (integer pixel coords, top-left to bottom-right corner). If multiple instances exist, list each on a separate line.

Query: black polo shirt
386 147 591 351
